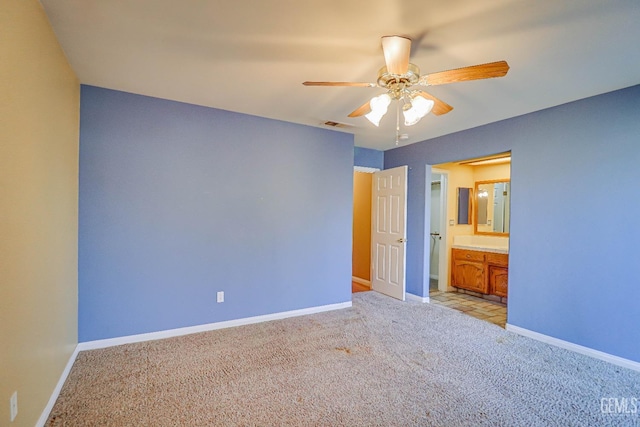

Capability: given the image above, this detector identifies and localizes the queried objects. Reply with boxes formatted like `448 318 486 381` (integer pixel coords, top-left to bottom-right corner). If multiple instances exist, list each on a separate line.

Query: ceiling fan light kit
364 93 391 126
303 35 510 143
403 95 434 126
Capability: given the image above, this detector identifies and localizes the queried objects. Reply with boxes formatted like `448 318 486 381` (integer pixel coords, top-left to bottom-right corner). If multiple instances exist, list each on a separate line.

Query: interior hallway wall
354 146 384 170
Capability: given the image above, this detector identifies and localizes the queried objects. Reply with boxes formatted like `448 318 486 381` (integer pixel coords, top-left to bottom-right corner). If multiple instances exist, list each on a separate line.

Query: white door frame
431 168 449 292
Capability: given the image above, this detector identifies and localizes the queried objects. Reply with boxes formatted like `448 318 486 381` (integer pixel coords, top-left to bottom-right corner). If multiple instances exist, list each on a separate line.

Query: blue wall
79 86 354 342
354 146 384 169
385 85 640 363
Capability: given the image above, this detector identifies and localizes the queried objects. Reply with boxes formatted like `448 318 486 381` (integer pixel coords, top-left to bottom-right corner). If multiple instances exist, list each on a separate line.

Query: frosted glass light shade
412 96 434 116
365 111 385 126
365 94 391 127
403 106 419 126
403 95 435 126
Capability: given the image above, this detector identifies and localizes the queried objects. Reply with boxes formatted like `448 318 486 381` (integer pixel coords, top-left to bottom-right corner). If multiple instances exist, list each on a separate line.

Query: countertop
451 244 509 255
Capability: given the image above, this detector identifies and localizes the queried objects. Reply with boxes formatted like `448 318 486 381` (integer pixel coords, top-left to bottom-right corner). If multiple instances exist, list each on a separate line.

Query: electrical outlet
217 291 224 303
10 391 17 422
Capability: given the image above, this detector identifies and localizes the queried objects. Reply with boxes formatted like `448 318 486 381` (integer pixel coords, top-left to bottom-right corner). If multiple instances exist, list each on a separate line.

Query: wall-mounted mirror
457 187 473 225
474 180 510 235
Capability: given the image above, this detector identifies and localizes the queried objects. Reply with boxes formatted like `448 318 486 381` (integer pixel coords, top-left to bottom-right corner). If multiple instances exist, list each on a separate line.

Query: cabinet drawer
487 252 509 266
453 248 485 262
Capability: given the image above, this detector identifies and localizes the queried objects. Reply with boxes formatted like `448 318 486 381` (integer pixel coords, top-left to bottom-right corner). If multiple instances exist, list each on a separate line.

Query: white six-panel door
371 166 407 301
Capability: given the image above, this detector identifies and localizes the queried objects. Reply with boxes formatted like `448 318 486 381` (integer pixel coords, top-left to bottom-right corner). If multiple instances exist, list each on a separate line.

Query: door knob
397 238 407 243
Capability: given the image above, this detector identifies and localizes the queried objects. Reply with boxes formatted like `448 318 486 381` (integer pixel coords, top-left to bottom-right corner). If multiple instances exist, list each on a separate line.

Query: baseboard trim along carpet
36 345 81 427
38 301 351 424
77 300 352 352
46 292 640 425
351 276 371 287
506 323 640 373
406 292 429 303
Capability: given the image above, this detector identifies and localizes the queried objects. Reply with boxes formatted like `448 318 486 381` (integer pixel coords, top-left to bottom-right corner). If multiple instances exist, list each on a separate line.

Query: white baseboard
506 324 640 373
351 276 371 287
78 300 352 351
38 301 350 423
406 292 429 303
36 345 80 427
429 274 439 280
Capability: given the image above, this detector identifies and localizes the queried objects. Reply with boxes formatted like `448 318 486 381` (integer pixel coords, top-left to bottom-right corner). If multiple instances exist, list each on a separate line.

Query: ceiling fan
303 35 510 142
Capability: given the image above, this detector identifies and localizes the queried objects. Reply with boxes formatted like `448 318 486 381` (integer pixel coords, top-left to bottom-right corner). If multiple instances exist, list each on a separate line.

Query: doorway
429 168 449 293
429 174 441 292
352 167 376 293
351 165 408 301
427 156 510 328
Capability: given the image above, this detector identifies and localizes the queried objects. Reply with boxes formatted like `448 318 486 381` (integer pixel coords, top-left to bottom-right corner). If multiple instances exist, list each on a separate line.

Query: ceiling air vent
323 121 353 129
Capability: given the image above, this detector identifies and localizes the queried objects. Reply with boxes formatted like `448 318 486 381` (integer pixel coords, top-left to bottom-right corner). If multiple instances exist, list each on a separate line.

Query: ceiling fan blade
415 91 453 116
420 61 510 86
348 100 372 118
302 81 376 87
381 36 411 75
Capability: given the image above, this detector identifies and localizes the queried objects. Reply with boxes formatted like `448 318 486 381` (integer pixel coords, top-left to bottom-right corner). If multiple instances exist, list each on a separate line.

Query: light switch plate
10 391 17 422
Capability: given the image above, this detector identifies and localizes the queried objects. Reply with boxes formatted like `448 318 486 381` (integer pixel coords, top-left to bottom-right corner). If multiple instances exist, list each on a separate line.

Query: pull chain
395 102 400 146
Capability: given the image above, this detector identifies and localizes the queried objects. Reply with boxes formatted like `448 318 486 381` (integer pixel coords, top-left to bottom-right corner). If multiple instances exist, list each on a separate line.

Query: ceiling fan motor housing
377 63 421 99
378 64 420 89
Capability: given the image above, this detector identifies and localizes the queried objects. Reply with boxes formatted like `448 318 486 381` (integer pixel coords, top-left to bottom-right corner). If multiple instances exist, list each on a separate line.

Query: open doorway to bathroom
429 174 442 293
429 168 449 294
428 153 510 328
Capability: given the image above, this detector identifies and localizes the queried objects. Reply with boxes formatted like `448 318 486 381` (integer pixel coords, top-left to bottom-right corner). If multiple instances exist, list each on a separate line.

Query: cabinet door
452 259 487 293
489 266 508 297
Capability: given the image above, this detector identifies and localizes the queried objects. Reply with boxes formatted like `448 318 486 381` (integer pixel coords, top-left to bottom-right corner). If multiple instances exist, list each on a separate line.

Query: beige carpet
47 292 640 426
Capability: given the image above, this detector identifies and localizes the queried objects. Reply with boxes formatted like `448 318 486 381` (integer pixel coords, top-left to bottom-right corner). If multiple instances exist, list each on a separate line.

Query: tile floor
352 280 507 328
429 289 507 328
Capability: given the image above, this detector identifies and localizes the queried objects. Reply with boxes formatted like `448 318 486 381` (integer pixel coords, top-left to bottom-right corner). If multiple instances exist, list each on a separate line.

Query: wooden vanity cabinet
489 266 508 297
487 252 508 297
451 249 487 293
451 248 509 297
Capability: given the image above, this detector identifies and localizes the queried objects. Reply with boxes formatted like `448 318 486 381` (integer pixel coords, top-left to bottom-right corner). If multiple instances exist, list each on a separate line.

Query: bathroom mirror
474 180 510 235
457 187 473 225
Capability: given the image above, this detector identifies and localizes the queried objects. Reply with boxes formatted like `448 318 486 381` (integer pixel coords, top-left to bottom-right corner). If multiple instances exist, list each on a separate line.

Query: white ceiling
41 0 640 151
